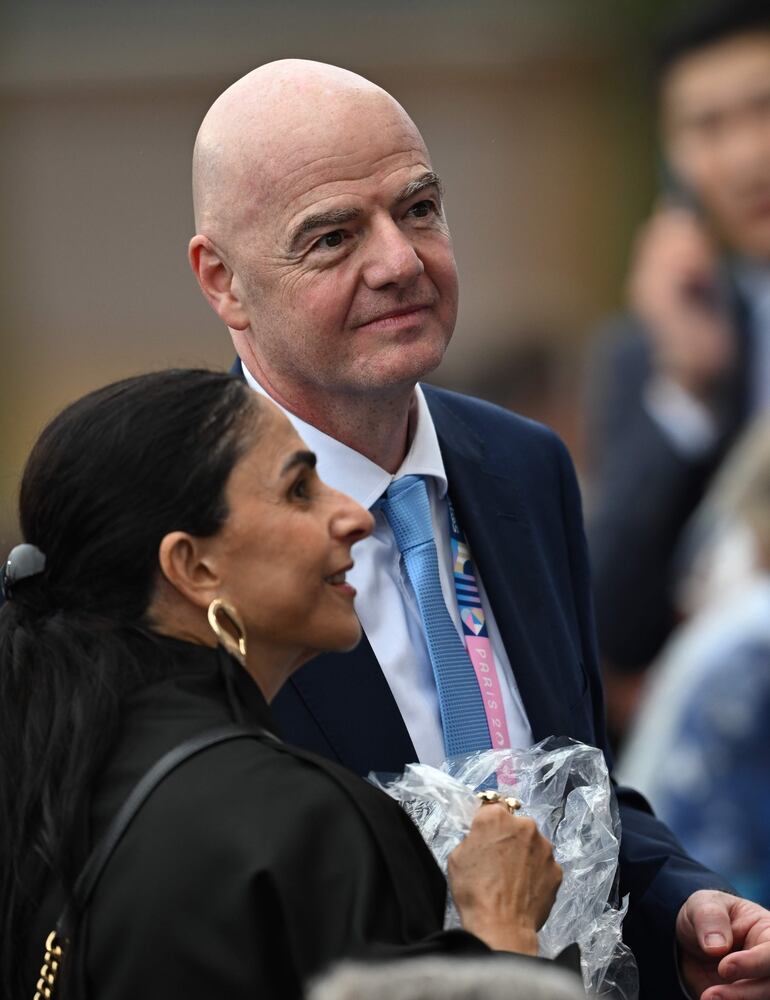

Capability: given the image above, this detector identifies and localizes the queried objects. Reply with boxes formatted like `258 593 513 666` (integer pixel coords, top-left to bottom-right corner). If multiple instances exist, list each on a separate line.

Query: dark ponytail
0 369 258 996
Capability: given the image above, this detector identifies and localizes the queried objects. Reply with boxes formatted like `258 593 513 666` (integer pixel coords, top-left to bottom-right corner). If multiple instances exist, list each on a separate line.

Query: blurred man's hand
677 890 770 999
628 207 735 400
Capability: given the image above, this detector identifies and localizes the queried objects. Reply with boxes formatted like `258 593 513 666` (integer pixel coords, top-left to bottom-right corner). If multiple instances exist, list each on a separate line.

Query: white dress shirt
244 368 534 766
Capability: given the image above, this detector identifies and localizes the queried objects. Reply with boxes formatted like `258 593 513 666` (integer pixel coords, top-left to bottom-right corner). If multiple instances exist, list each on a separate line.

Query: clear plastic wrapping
371 737 638 999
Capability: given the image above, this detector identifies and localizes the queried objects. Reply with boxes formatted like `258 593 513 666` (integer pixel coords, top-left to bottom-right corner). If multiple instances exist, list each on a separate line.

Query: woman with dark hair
0 370 561 1000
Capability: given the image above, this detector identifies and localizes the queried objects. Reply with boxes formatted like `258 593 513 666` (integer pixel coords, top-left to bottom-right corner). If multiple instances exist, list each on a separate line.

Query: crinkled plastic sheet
371 737 638 1000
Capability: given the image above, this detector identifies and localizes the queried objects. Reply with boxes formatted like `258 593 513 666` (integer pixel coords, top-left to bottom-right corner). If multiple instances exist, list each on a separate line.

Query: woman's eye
291 475 311 500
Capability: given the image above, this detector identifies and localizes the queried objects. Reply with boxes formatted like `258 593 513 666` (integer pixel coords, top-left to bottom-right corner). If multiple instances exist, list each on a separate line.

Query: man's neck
239 351 415 474
289 389 413 473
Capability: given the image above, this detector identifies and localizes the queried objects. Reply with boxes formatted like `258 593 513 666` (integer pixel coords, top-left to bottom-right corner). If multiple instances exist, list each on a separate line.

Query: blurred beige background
0 0 674 557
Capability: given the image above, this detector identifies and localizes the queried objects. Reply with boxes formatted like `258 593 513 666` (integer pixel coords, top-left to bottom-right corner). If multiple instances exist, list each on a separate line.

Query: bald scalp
191 59 415 243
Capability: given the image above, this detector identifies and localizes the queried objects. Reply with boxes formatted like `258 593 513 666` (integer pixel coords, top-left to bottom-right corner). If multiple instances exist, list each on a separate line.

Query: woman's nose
331 490 374 545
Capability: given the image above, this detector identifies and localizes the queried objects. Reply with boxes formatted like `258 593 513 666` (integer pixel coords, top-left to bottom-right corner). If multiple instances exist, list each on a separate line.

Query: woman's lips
325 568 356 599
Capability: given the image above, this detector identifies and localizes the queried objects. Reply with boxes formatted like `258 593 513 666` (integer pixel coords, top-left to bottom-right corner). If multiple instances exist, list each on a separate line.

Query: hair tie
1 543 47 601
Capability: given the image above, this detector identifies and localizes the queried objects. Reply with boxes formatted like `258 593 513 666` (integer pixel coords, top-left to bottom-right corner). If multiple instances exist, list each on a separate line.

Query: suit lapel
425 388 589 743
272 634 418 777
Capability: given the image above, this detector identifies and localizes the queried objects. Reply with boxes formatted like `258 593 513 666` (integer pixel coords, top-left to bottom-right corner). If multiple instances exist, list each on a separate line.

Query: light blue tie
378 475 492 757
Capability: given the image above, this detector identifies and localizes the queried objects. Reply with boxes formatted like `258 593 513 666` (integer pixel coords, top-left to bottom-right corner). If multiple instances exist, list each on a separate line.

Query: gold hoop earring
207 598 247 666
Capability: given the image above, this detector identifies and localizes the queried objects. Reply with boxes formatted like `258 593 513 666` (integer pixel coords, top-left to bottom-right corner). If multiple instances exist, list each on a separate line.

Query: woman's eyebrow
281 450 317 475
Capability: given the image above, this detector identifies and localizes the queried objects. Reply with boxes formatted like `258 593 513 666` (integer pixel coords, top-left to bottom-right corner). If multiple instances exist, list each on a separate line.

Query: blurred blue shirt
618 575 770 906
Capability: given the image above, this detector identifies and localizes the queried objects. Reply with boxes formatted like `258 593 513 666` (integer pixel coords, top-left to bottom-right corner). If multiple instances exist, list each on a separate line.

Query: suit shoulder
422 383 571 465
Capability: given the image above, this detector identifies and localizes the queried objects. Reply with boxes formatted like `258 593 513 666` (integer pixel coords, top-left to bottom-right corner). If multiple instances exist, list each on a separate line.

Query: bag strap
57 723 270 940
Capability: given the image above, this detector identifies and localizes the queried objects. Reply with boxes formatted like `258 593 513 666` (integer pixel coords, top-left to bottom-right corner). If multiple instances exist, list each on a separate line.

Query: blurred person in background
1 370 563 999
308 955 586 1000
189 58 770 1000
586 0 770 742
618 413 770 908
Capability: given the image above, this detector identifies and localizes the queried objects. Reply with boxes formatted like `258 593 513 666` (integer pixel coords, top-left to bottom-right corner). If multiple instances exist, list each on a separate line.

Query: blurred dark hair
0 369 258 997
655 0 770 88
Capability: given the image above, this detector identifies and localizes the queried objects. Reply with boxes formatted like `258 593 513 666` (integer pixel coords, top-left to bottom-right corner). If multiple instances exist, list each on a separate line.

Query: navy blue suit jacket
234 362 730 997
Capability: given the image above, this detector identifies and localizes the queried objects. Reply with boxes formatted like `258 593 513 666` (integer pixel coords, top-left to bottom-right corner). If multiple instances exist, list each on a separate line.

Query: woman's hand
447 803 562 955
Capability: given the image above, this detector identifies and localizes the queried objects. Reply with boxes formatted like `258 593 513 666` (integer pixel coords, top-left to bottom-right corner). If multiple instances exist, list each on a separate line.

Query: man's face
663 32 770 260
225 96 459 406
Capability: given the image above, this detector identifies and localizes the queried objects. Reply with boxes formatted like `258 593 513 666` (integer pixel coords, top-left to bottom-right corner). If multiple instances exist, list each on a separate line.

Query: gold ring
475 790 523 815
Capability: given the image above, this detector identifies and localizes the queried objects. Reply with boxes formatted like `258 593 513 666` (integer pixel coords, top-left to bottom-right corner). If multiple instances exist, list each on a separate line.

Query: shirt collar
241 365 447 509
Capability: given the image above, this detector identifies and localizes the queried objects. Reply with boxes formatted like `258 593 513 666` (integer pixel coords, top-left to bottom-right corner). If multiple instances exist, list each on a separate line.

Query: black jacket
25 636 488 999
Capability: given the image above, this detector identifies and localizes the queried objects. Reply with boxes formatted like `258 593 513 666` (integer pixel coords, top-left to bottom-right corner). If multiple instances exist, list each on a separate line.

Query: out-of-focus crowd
585 0 770 908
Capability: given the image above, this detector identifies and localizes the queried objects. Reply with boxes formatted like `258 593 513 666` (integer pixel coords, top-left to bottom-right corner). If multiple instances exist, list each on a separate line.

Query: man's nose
361 218 424 290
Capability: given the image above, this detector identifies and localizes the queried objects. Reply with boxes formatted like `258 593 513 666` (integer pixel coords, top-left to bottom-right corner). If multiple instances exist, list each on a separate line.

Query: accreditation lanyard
446 496 511 751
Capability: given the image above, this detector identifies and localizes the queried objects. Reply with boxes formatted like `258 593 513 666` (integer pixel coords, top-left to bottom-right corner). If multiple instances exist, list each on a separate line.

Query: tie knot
378 475 433 553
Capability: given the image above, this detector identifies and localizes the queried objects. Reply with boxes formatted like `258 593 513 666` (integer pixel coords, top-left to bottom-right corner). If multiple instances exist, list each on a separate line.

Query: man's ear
158 531 221 611
188 234 250 331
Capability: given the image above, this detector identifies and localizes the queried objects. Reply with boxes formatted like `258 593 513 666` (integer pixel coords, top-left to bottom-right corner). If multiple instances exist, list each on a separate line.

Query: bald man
189 61 770 1000
191 61 454 471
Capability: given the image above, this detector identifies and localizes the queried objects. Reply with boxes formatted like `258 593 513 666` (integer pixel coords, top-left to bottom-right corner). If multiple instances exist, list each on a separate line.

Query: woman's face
209 400 373 675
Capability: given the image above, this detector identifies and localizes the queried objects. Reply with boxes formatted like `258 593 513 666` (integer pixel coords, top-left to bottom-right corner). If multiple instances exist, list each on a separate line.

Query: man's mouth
355 302 434 329
746 197 770 219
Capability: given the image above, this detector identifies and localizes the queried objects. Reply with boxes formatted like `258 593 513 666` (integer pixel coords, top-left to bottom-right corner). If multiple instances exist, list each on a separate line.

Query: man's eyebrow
287 172 444 254
395 171 444 204
288 208 360 254
281 450 317 475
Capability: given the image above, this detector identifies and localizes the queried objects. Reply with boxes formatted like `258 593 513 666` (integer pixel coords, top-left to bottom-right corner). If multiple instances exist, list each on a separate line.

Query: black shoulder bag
33 723 268 1000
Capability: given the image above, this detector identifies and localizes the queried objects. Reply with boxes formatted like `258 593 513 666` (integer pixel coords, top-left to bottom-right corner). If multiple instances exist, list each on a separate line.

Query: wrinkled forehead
228 89 431 235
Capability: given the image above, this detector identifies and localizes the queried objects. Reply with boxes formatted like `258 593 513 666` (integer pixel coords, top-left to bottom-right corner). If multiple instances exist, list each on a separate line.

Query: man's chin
360 339 451 392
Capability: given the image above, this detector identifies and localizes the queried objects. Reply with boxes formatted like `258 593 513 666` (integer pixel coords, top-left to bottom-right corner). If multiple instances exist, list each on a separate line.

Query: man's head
656 0 770 260
189 60 458 418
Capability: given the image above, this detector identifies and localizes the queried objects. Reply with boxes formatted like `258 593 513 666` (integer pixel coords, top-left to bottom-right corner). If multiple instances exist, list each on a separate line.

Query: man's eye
317 230 345 250
408 200 437 219
686 112 724 138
